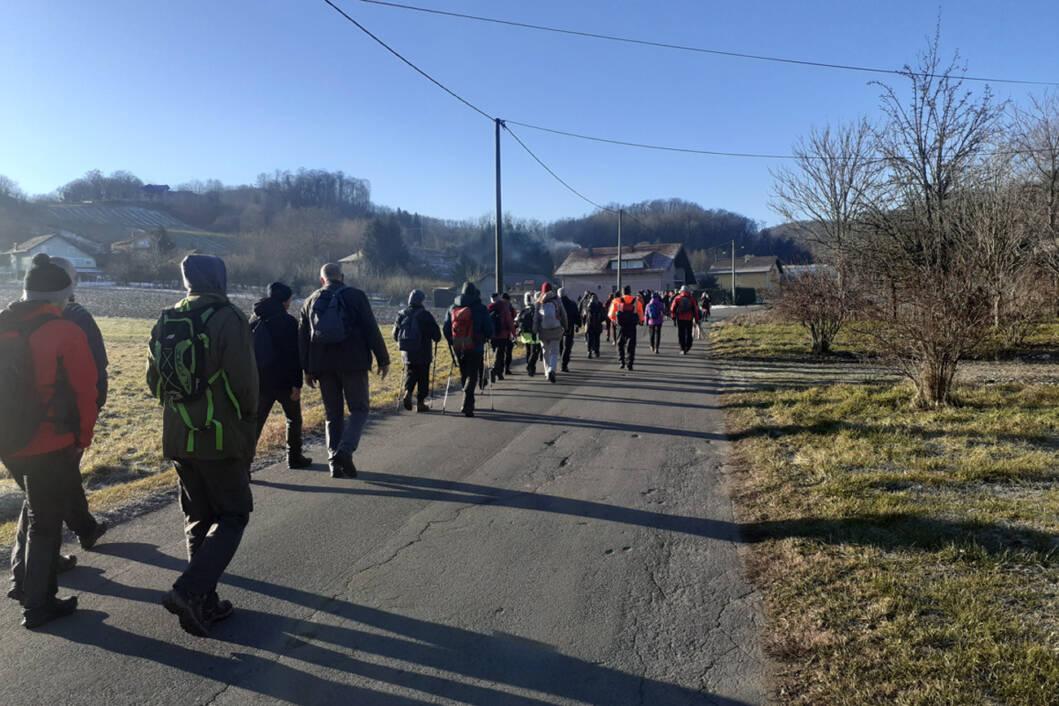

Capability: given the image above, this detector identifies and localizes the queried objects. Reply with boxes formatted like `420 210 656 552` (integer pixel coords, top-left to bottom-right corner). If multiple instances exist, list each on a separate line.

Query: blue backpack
310 286 351 344
646 299 663 321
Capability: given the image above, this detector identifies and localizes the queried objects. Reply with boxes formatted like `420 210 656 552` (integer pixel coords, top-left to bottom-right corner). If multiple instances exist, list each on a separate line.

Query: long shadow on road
253 472 741 542
58 542 754 706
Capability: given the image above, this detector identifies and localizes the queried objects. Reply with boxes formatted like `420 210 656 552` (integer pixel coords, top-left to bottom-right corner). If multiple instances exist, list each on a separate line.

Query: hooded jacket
582 297 605 333
147 256 259 460
443 289 494 354
393 304 442 365
559 294 581 333
250 296 302 391
298 280 391 374
1 300 99 458
63 301 109 408
645 294 666 326
534 289 569 342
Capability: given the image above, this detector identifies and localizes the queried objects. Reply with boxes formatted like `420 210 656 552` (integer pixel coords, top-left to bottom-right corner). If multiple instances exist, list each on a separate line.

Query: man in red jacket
488 292 516 382
670 285 703 355
0 254 99 629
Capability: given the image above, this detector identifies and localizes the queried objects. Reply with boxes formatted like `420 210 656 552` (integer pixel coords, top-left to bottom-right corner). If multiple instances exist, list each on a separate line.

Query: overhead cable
320 0 494 121
502 123 616 213
360 0 1059 88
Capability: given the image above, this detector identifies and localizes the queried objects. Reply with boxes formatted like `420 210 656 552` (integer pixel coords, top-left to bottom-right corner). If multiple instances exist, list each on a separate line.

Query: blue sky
2 0 1057 227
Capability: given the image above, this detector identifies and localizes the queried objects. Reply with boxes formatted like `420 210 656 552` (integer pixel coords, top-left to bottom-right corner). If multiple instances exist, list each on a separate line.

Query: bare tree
859 29 1004 407
770 119 879 286
775 270 851 355
1010 93 1059 284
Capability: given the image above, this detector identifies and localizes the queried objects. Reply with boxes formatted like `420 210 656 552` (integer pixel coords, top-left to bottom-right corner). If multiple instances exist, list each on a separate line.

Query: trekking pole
429 341 438 408
442 343 457 414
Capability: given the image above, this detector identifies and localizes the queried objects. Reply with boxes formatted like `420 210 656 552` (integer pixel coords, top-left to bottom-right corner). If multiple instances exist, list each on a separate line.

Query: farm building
707 255 784 297
554 243 694 295
2 232 104 280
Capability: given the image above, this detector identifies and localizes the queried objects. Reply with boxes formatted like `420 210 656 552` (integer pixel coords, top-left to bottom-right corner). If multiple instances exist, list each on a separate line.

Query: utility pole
494 118 504 294
731 239 736 303
616 208 623 293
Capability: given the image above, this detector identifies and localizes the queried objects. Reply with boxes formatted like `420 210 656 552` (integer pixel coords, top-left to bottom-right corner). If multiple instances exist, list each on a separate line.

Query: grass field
716 319 1059 704
0 315 462 545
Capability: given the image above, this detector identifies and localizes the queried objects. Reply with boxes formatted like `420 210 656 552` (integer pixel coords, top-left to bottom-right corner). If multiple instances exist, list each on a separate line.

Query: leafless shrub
775 270 851 355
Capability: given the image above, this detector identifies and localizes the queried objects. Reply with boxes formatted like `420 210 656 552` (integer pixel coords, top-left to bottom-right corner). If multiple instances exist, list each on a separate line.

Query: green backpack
150 301 242 452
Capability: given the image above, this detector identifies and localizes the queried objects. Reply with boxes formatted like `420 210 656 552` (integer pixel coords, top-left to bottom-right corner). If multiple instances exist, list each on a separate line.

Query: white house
3 233 103 280
554 243 694 295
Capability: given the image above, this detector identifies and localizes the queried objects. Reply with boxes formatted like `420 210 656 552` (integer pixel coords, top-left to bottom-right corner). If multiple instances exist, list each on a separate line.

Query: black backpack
150 302 227 404
488 306 502 336
310 286 352 344
397 308 423 352
0 311 54 457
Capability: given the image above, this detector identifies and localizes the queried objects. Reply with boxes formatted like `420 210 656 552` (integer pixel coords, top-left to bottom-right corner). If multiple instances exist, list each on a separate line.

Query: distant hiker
582 292 605 358
516 292 541 376
645 291 666 354
603 292 616 343
557 287 581 373
1 254 99 629
393 289 441 412
670 285 703 355
443 282 493 417
699 291 711 321
608 285 644 370
250 281 311 469
487 292 515 382
147 255 258 637
501 293 516 375
534 283 568 383
50 258 109 551
299 263 390 478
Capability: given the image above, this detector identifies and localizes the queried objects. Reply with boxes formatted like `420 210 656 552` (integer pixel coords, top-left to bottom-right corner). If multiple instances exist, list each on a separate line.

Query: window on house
607 259 645 270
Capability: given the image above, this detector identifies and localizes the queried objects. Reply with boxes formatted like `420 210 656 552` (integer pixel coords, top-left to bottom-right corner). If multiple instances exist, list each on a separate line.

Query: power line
320 0 494 121
360 0 1059 88
502 123 616 213
506 120 797 160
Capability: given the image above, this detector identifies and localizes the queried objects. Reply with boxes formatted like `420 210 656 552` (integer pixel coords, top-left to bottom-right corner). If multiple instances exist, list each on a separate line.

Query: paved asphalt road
0 311 768 705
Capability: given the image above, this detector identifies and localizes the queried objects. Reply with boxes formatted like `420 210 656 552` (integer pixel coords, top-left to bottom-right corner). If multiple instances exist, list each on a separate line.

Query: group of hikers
0 252 709 636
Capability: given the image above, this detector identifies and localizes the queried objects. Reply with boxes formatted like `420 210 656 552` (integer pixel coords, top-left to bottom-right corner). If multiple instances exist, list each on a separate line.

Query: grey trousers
317 370 370 460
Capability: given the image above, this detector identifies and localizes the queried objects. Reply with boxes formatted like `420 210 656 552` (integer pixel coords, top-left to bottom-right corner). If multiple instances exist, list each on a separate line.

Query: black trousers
255 386 304 456
173 457 252 598
649 324 662 350
559 329 575 368
458 351 484 412
677 320 695 351
617 327 637 367
525 342 541 374
490 339 510 377
6 447 82 610
403 362 431 402
586 328 601 355
504 340 514 373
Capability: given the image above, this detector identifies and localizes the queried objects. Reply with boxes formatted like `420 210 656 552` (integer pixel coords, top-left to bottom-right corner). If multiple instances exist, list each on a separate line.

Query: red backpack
450 306 475 351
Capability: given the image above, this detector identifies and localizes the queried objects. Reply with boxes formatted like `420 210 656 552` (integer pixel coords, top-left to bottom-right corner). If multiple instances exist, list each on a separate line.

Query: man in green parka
146 254 259 637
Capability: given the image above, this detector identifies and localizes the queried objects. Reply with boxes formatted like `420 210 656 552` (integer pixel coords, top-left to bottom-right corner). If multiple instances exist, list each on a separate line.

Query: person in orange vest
607 285 645 370
669 285 703 355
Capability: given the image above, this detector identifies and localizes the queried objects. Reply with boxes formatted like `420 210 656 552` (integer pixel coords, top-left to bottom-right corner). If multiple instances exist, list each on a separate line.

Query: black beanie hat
24 253 73 293
267 281 293 302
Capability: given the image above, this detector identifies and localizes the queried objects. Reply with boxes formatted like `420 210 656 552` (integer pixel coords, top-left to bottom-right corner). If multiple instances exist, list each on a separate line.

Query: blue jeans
317 370 370 460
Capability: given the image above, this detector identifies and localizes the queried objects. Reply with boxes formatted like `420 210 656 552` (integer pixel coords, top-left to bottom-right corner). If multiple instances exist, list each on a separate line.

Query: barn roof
706 255 783 275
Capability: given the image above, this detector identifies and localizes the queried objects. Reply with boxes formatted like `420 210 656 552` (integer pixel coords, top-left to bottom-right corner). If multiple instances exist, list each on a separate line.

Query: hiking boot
548 371 557 383
505 367 512 376
204 593 234 625
561 365 569 373
288 453 313 469
80 519 108 550
627 364 634 371
58 554 77 573
162 588 210 637
489 370 496 384
462 408 475 417
619 362 626 369
22 596 77 630
7 586 23 604
416 401 430 413
403 390 413 411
